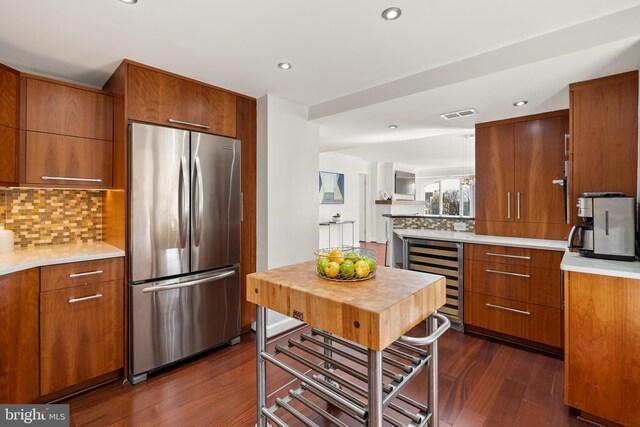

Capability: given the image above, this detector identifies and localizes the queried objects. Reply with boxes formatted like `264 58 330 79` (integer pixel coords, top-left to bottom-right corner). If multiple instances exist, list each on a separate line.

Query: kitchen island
247 261 448 426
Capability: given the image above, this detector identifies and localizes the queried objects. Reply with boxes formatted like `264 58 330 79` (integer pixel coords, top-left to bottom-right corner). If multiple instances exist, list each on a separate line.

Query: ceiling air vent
440 108 478 120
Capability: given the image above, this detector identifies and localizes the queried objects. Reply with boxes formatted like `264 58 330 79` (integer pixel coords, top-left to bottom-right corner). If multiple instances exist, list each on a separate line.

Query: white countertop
0 242 125 276
560 251 640 279
393 229 567 251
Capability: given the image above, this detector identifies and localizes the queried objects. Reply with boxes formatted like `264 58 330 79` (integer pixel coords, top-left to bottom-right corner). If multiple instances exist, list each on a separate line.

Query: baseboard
251 317 304 338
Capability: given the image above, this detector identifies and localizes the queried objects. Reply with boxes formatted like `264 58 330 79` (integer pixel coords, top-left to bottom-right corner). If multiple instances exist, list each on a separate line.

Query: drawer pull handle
42 176 103 183
485 303 531 316
69 294 103 304
485 269 530 278
485 252 531 260
168 118 211 129
69 270 103 278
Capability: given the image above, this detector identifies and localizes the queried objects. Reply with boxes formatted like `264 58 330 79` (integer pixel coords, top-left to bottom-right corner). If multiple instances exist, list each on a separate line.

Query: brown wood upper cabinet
26 78 113 140
127 64 237 137
475 111 569 240
21 76 114 188
569 71 638 226
0 64 19 129
0 269 40 404
0 64 20 185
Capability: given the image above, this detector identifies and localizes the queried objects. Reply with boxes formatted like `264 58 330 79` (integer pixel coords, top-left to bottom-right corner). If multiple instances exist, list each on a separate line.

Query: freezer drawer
130 267 240 376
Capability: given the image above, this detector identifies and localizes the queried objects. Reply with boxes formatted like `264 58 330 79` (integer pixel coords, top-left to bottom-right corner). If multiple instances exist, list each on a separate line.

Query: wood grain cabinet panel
464 243 563 267
474 124 514 226
475 111 569 239
569 71 638 226
40 280 123 396
0 124 18 184
515 115 568 225
0 64 19 128
565 272 640 426
0 269 40 404
464 292 562 348
26 78 113 141
127 64 236 137
25 131 113 187
464 260 561 308
41 258 124 292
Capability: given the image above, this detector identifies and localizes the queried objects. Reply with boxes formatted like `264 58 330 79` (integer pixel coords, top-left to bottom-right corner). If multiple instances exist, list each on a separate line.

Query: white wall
257 94 320 336
318 153 369 248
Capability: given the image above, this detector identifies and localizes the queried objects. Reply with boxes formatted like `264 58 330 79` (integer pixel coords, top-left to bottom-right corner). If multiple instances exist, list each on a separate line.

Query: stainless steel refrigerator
129 122 241 384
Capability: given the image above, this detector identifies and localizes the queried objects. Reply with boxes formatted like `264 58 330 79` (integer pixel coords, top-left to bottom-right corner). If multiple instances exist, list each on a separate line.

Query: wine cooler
403 239 463 329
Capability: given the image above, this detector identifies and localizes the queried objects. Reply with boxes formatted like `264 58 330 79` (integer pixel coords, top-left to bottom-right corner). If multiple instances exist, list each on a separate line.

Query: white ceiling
1 0 640 167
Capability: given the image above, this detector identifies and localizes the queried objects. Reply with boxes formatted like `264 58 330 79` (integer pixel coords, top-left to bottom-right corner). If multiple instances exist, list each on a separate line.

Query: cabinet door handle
168 118 211 129
507 192 511 219
485 269 530 278
485 303 530 315
517 192 521 220
69 270 103 278
42 176 103 183
69 293 103 303
485 252 531 260
564 133 570 156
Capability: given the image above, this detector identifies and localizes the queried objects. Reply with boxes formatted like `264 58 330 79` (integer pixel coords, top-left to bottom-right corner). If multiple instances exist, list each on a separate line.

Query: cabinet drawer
41 258 124 292
464 243 563 267
127 64 236 137
464 292 562 347
26 78 113 140
465 260 561 308
25 131 113 187
40 280 123 395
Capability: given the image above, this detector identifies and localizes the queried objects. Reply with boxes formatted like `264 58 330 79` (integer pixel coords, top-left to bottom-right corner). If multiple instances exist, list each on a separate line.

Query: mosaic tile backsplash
0 189 102 248
393 217 475 232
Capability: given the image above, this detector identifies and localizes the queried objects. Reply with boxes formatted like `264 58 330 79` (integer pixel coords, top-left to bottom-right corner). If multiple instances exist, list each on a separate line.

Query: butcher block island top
246 261 446 351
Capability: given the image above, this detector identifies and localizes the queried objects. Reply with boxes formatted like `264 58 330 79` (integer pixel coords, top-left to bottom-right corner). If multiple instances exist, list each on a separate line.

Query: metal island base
247 261 449 427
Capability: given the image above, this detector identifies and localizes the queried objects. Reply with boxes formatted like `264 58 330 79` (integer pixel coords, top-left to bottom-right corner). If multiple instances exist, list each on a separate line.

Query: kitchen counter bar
0 241 125 276
561 251 640 279
394 229 567 251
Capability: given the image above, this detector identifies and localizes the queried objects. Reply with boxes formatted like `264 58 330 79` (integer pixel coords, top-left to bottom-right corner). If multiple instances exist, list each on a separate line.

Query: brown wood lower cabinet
564 271 640 426
40 280 123 396
464 292 562 348
464 243 563 351
0 269 39 403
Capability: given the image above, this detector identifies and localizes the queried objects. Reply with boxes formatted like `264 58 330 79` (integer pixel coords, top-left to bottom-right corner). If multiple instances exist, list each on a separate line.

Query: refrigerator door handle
194 156 204 247
179 155 189 249
141 270 236 293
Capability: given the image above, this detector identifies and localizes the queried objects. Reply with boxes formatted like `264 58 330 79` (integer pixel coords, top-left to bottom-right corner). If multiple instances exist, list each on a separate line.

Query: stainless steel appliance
568 192 636 261
129 122 241 383
402 239 464 329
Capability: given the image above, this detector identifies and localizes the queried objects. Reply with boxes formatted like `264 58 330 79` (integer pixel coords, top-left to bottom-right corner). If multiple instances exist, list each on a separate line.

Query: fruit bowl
315 247 377 281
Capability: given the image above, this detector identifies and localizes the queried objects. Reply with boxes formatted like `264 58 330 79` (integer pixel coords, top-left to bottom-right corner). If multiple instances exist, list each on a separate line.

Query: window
422 178 474 217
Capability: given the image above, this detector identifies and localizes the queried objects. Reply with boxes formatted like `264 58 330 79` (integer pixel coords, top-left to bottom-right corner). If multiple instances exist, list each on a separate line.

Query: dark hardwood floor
64 324 586 427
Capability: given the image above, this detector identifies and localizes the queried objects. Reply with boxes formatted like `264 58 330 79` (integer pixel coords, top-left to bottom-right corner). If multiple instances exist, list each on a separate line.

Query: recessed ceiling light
388 125 398 129
382 7 402 20
119 0 138 4
513 100 528 107
277 62 292 70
